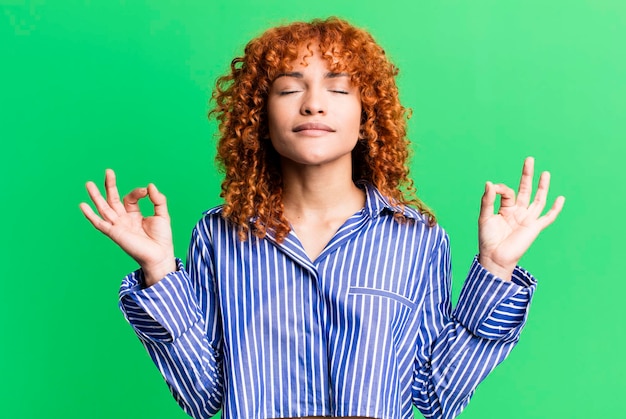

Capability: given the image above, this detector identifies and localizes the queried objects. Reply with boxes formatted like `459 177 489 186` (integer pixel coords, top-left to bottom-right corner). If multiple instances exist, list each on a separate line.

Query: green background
1 0 624 418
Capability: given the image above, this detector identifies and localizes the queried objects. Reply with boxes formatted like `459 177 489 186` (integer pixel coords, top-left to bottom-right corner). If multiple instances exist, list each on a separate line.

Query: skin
80 50 565 285
267 50 362 168
267 50 366 260
80 175 176 286
478 157 565 280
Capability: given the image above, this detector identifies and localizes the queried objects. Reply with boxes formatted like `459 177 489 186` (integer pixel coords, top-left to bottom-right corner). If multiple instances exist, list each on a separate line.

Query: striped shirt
119 182 536 419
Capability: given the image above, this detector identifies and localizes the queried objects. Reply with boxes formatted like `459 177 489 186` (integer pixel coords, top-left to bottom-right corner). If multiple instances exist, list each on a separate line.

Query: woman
80 17 564 419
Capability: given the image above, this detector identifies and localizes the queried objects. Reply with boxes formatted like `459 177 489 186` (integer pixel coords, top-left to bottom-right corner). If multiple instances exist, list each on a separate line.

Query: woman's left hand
478 157 565 281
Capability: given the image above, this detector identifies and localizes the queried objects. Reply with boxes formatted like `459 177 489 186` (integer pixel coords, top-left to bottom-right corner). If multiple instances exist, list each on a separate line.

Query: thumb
479 181 495 221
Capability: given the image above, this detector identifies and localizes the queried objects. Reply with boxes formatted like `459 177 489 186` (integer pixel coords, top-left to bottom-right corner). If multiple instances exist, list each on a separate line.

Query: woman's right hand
79 169 177 286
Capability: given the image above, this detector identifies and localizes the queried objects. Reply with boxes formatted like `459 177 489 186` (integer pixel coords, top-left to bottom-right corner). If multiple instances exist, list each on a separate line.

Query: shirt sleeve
118 226 224 419
412 234 537 419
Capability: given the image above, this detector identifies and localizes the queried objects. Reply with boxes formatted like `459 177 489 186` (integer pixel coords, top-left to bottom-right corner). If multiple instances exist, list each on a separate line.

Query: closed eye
330 90 349 94
278 90 301 95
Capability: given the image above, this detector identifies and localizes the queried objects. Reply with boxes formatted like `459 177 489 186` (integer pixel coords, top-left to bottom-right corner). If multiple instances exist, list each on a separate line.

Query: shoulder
190 205 233 240
395 208 449 248
398 204 434 226
203 205 225 217
368 204 449 261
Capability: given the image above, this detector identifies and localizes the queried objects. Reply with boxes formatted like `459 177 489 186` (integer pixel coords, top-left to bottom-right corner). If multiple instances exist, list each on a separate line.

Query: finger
79 202 112 235
123 187 149 213
516 156 534 208
85 180 119 222
147 183 170 219
493 183 516 209
104 169 125 213
479 181 496 220
537 195 565 229
528 171 551 216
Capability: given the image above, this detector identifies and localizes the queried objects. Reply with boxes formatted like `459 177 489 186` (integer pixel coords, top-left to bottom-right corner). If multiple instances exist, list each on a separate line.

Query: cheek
349 103 363 134
266 105 286 150
266 104 280 136
266 100 288 129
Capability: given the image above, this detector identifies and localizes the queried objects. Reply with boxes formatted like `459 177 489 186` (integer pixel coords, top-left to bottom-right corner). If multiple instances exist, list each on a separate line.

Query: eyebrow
274 71 350 80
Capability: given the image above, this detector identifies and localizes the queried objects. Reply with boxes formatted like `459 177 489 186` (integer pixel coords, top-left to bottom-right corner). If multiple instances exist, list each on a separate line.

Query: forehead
273 41 354 79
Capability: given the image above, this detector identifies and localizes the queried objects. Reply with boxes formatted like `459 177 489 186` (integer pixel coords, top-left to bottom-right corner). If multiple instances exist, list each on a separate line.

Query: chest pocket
344 285 418 342
348 286 418 311
345 253 422 314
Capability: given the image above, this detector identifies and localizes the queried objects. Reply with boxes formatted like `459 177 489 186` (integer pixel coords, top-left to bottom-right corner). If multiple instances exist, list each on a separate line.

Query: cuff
453 257 537 340
119 258 201 343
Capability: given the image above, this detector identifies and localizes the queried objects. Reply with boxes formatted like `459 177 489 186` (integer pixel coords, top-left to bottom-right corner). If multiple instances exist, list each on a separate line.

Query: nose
300 89 326 115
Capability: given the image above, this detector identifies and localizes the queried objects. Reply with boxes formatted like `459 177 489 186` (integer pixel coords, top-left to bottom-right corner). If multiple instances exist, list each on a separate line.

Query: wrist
142 258 177 287
478 254 515 282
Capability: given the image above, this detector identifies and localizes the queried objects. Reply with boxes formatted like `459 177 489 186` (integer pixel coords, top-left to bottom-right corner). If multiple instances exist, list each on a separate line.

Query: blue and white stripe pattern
119 182 536 419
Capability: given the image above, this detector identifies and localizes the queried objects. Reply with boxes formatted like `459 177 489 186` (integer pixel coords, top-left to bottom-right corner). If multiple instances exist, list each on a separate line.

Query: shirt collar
358 181 426 223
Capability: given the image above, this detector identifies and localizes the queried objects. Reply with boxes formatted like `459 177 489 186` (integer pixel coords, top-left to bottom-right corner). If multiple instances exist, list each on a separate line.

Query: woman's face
266 48 362 170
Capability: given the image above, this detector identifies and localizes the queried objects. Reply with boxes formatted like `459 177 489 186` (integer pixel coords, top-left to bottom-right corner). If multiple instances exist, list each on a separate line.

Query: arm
119 228 224 418
412 236 535 419
412 157 563 418
80 170 223 418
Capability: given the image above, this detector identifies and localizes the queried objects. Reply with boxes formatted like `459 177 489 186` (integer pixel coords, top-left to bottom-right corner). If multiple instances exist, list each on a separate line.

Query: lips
293 122 335 132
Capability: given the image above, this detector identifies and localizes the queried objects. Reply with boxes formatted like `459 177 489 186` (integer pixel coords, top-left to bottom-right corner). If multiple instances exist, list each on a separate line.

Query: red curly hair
210 17 435 242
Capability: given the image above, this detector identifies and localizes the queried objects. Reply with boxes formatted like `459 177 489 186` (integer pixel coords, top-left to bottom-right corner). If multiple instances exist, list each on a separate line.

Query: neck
280 159 365 218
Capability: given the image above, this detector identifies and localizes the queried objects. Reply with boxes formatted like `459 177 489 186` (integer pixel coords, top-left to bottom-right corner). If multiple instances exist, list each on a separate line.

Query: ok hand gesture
478 157 565 281
79 169 177 286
